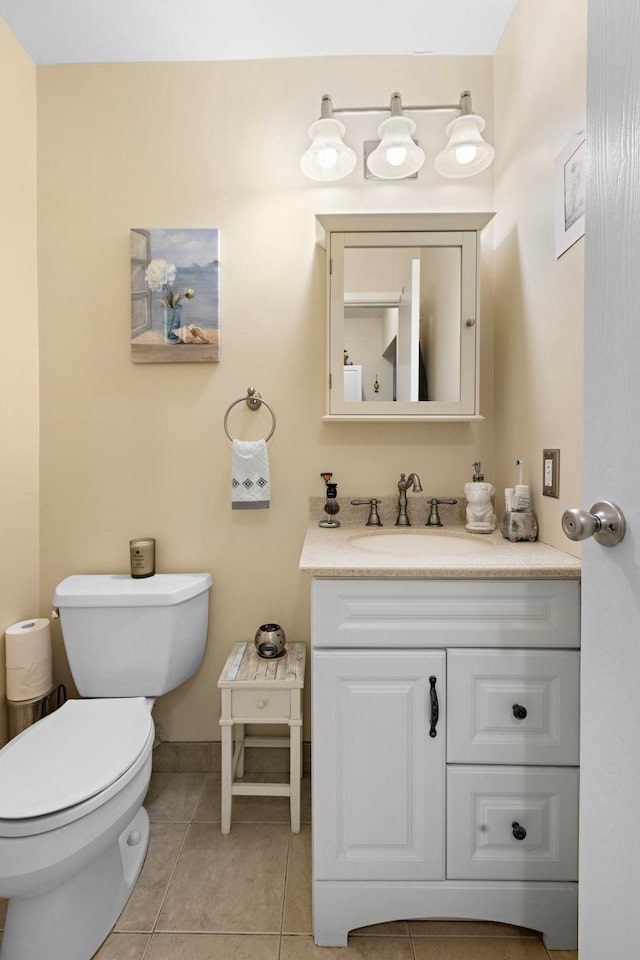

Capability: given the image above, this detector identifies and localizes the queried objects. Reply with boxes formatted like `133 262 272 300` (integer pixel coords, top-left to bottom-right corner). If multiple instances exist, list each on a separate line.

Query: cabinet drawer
231 689 290 719
447 650 579 765
312 579 580 649
447 765 578 881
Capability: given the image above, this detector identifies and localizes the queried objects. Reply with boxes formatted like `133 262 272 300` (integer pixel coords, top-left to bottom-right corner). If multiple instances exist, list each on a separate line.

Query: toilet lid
0 698 153 819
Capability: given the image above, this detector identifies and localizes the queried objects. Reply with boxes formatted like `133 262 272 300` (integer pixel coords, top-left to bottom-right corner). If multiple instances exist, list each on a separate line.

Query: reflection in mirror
343 246 462 403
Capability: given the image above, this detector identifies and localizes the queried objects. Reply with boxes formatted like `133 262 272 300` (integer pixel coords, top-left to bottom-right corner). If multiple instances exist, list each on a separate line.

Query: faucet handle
426 498 458 527
351 499 383 527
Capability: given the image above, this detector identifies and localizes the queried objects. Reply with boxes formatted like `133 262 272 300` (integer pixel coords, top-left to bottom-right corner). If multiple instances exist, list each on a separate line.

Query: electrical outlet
542 449 560 498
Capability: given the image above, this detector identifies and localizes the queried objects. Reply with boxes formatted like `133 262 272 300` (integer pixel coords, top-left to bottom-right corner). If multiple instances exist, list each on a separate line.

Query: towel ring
224 387 276 443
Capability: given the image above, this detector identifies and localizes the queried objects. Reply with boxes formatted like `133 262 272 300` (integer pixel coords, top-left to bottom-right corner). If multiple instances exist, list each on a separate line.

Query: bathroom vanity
300 523 581 950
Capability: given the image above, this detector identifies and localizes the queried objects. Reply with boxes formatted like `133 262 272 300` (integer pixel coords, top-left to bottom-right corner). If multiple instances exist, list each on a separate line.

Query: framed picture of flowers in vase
130 228 220 363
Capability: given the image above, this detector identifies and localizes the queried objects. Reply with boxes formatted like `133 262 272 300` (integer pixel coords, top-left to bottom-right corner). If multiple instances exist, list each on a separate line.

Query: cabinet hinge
329 372 332 389
329 258 333 275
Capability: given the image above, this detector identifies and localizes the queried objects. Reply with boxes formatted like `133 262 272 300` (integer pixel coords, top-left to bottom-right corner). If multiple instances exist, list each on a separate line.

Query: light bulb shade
434 113 495 179
366 116 425 180
300 117 356 181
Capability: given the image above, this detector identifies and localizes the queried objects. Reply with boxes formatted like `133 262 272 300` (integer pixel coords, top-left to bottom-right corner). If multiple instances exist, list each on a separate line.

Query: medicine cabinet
316 212 494 421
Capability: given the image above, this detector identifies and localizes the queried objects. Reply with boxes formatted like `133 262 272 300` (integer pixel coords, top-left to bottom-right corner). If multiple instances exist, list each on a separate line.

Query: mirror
317 213 494 420
343 245 462 403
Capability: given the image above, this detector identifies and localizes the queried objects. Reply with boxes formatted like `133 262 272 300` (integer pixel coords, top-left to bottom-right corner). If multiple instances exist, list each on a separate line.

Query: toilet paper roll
5 618 53 702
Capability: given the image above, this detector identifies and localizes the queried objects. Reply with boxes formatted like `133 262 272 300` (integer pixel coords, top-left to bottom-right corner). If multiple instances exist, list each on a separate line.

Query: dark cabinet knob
512 704 527 720
512 821 527 841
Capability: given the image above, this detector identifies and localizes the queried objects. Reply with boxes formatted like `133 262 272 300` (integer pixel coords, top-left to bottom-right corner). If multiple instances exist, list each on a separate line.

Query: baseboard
152 739 311 774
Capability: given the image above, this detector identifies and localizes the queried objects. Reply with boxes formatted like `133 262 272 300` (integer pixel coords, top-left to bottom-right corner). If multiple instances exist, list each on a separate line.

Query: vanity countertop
299 522 581 579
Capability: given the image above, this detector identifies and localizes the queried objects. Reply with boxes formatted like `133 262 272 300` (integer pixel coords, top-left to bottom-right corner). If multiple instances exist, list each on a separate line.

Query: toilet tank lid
53 572 212 607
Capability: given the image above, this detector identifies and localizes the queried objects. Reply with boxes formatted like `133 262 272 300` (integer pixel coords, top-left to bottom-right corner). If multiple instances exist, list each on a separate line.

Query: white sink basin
347 530 496 557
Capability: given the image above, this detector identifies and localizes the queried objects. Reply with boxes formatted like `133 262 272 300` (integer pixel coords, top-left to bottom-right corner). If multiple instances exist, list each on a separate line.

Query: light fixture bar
330 103 461 116
329 90 469 117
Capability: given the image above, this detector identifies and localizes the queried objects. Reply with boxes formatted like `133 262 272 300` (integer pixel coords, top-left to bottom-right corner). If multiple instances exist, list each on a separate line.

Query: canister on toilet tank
130 538 155 578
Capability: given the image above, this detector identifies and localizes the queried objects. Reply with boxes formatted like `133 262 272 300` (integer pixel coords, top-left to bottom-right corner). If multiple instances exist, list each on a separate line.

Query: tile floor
0 769 578 960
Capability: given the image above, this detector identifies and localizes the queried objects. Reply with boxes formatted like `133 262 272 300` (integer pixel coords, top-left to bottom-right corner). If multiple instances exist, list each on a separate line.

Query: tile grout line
277 827 292 960
146 773 210 942
148 820 194 934
139 933 153 960
408 929 418 960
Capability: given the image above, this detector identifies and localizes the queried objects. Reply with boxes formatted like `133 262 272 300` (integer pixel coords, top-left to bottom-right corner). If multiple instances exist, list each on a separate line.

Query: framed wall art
130 228 220 363
554 133 586 258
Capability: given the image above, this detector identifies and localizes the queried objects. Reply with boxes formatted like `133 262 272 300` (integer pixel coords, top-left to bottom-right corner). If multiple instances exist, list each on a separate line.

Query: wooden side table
218 641 306 834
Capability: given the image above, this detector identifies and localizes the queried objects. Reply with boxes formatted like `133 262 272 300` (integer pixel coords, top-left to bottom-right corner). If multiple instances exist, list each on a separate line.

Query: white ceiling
0 0 518 66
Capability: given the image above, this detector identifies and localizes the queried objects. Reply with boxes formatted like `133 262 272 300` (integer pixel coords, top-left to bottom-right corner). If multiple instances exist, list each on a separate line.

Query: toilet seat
0 698 153 820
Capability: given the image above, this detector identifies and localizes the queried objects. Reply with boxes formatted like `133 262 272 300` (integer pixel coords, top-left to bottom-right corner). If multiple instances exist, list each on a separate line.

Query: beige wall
0 19 39 746
36 56 494 740
493 0 586 551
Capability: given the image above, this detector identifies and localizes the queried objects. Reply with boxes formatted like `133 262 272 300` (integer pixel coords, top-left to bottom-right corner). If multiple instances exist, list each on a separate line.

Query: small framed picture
130 228 220 363
554 133 586 258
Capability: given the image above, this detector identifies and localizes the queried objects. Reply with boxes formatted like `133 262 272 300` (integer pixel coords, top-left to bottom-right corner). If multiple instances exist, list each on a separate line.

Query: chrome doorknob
561 501 626 546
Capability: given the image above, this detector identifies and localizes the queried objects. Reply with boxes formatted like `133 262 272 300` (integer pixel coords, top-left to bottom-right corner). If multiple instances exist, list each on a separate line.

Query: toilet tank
53 573 212 697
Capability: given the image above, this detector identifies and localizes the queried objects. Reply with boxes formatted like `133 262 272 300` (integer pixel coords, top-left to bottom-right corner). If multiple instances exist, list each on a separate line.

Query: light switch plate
543 449 560 498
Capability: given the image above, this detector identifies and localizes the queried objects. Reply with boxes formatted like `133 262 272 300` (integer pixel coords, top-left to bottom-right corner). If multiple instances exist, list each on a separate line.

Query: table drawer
447 649 579 765
447 765 578 881
231 689 291 719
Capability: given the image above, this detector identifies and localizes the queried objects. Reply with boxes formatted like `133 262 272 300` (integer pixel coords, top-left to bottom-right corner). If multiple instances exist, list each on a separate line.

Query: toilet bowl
0 572 212 960
0 698 154 960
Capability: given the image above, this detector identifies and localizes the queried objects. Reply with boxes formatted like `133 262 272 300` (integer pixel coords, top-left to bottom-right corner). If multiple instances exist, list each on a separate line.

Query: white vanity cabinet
311 577 580 951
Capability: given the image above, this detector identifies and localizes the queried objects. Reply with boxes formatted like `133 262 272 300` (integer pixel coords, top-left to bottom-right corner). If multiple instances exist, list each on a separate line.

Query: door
396 259 420 401
312 649 445 881
580 3 640 956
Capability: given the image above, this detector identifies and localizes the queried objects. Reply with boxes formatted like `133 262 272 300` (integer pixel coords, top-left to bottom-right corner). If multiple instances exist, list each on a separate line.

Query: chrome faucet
396 473 423 526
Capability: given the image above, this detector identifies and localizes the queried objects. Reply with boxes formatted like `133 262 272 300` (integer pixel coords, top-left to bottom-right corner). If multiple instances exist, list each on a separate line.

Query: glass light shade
434 113 495 178
300 117 356 181
366 115 425 180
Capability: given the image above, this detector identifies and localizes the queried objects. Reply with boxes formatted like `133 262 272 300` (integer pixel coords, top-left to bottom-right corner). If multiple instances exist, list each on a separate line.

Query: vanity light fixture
434 90 495 178
301 90 494 182
366 93 425 180
299 95 357 181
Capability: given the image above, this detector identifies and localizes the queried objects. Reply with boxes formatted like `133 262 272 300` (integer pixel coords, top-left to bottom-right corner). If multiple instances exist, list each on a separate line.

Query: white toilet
0 572 212 960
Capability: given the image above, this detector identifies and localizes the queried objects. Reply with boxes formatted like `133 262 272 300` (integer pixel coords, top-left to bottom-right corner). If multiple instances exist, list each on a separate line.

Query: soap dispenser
464 462 496 534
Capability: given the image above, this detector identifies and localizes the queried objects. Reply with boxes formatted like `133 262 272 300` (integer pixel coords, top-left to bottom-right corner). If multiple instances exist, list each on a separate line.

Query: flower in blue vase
145 259 196 343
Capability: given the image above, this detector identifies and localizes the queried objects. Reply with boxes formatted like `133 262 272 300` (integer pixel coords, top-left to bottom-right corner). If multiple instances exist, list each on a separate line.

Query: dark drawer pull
512 821 527 841
512 703 528 720
429 676 439 738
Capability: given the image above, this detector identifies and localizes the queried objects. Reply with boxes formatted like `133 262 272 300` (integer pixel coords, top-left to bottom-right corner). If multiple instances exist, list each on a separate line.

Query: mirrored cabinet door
318 214 494 421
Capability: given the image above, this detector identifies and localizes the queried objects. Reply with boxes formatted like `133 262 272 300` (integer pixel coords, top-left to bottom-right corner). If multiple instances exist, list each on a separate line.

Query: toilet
0 572 212 960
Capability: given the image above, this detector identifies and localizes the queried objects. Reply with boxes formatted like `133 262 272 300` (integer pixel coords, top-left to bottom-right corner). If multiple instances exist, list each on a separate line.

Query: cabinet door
312 649 445 881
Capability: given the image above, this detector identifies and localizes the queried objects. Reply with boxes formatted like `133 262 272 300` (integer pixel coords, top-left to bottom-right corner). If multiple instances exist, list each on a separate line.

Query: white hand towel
231 440 270 509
